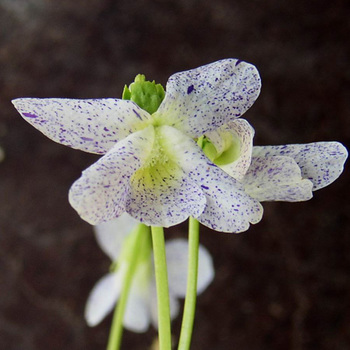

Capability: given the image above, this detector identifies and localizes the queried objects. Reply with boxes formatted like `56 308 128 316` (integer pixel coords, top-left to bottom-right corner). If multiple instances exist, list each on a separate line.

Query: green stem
107 224 150 350
178 217 200 350
151 226 172 350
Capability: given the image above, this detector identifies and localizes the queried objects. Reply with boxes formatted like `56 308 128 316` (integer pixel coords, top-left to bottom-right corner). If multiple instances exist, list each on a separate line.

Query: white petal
252 142 348 191
155 59 261 137
166 239 214 297
243 156 314 202
123 263 152 332
69 126 155 225
85 270 125 327
12 98 150 154
93 213 139 261
158 126 263 233
206 118 254 180
126 126 207 227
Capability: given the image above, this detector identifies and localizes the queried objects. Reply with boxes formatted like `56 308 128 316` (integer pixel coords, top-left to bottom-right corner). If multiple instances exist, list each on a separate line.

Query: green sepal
122 74 165 115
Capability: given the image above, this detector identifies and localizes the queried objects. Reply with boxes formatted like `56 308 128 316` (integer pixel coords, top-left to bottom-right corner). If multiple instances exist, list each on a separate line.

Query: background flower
85 215 215 332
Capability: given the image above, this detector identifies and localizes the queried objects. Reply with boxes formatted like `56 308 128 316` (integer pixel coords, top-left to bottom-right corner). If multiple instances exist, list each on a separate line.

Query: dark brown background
0 0 349 349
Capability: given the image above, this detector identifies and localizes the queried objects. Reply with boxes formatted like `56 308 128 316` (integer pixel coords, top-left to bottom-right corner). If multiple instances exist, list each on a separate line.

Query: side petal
12 98 150 154
93 213 139 261
155 59 261 137
166 239 215 297
206 118 255 180
252 142 348 191
243 156 314 202
159 125 263 233
84 270 125 327
69 126 155 225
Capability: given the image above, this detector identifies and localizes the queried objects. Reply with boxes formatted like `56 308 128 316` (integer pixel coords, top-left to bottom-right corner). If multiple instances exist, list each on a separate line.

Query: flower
201 118 348 202
84 213 214 332
12 59 264 233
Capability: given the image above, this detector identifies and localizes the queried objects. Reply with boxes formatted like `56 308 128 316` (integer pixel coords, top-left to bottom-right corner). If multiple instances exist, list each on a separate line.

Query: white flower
202 118 348 203
84 213 215 332
12 59 264 233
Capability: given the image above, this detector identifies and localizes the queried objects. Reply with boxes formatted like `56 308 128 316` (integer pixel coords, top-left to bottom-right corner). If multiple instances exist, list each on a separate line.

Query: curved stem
107 224 150 350
178 217 200 350
151 226 172 350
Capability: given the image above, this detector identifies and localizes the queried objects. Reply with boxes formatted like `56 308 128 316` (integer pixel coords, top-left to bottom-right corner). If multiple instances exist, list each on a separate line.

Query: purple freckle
81 136 93 141
104 127 110 132
187 85 194 94
23 112 38 119
235 60 242 66
201 185 209 190
133 109 142 120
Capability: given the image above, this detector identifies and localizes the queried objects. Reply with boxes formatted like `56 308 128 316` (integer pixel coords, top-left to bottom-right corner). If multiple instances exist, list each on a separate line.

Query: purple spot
104 127 110 132
133 109 142 120
23 112 38 119
81 136 93 141
187 85 194 94
235 60 243 66
201 185 209 190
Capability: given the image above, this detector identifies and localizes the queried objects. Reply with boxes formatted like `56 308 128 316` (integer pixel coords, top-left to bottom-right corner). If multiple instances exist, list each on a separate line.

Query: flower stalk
151 226 172 350
178 217 200 350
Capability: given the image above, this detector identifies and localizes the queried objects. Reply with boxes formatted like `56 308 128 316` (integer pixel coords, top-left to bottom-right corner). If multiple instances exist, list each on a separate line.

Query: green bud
122 74 165 114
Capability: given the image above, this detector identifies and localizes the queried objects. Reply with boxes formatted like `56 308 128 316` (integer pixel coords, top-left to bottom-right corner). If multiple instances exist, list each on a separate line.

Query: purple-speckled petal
252 142 348 191
12 98 150 154
93 213 139 261
69 126 155 225
154 59 261 137
166 239 214 297
206 118 254 181
157 126 263 233
243 156 314 202
127 126 207 227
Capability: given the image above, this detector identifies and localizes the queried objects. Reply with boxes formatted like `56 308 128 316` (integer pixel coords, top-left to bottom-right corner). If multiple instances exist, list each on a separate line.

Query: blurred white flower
85 213 214 332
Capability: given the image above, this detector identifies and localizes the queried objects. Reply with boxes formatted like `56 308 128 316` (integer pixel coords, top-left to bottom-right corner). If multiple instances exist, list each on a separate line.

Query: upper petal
69 126 155 225
243 156 314 202
93 213 139 261
166 239 215 297
12 98 150 154
155 59 261 137
252 142 348 191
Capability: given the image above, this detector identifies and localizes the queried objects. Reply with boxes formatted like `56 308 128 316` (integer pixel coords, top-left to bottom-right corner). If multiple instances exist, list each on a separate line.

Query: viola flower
85 213 214 331
201 118 348 202
12 59 264 233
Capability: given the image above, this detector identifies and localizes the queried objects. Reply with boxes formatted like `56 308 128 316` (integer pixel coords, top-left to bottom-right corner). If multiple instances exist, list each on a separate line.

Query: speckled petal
93 213 139 261
166 239 214 297
69 126 155 225
157 126 263 233
206 118 255 180
12 98 150 154
155 59 261 137
252 142 348 190
243 156 314 202
84 269 125 327
126 126 207 227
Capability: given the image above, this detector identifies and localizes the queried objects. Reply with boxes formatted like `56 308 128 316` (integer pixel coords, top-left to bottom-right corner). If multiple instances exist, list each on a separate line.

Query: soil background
0 1 350 349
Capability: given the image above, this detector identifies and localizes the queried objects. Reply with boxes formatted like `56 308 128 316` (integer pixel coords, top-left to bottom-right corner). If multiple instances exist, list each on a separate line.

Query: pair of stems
106 217 200 350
